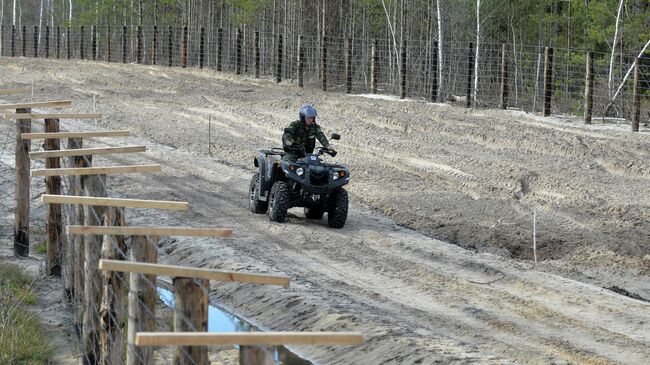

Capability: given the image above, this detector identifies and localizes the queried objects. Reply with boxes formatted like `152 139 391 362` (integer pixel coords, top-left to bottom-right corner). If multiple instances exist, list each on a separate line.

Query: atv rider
282 104 335 161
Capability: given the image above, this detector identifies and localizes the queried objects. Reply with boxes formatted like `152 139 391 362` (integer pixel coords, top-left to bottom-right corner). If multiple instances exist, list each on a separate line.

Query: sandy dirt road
1 57 649 364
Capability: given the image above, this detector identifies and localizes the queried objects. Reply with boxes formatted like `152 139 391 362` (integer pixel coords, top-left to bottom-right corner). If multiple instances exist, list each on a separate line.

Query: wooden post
67 26 71 60
44 119 62 276
126 236 158 365
584 51 594 124
216 28 223 71
466 42 474 108
235 28 242 75
168 26 173 67
63 138 83 304
346 38 353 94
107 25 111 62
72 141 90 335
11 24 15 57
254 31 260 78
80 25 85 60
199 27 206 69
14 108 31 257
56 26 60 59
45 26 50 58
321 36 327 91
152 25 158 65
182 26 188 68
371 39 378 94
276 34 283 83
122 26 128 63
400 38 407 99
297 35 305 87
632 57 643 132
100 207 127 365
82 173 107 365
173 278 209 365
431 41 439 102
92 25 97 61
543 47 554 117
137 25 142 64
21 25 26 57
500 43 509 109
33 25 38 57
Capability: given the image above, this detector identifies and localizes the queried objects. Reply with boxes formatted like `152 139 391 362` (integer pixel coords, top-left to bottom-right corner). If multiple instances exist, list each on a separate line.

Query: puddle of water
157 287 312 365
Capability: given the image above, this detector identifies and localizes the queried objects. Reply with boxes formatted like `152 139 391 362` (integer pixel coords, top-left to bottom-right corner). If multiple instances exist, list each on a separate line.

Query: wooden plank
42 195 189 211
99 259 289 287
68 226 232 238
0 100 72 109
3 113 103 119
21 130 129 139
30 146 147 159
32 164 160 177
135 332 364 347
0 88 31 95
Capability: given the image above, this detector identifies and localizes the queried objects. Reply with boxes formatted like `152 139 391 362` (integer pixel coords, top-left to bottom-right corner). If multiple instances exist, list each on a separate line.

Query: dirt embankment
1 57 649 364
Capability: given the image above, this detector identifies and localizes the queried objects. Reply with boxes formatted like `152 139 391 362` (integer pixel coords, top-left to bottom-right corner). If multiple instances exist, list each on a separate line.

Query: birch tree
437 0 443 99
473 0 481 107
608 0 624 99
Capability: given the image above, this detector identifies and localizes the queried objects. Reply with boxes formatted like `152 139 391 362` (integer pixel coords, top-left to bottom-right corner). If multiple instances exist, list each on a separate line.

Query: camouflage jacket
282 119 329 154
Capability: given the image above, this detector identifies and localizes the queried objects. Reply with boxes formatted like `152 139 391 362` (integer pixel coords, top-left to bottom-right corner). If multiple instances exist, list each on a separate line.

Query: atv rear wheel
268 181 290 222
249 173 268 214
327 188 348 228
304 207 324 219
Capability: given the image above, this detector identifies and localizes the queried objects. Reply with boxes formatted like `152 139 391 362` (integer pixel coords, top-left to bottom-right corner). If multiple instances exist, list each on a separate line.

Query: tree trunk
608 0 625 100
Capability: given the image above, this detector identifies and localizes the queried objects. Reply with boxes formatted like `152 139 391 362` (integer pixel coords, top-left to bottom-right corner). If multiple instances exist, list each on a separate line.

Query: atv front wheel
304 207 324 219
268 181 290 222
249 173 268 214
327 188 348 228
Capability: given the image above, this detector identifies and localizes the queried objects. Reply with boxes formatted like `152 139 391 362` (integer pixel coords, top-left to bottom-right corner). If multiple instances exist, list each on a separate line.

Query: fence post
632 57 643 132
431 41 439 102
14 108 31 257
254 31 260 78
21 25 26 57
168 26 173 67
56 26 60 59
92 25 97 60
72 143 90 335
199 27 205 69
346 38 353 94
67 26 71 59
45 26 50 58
137 25 142 64
500 43 509 109
63 138 83 304
122 26 128 63
584 51 594 124
100 207 127 365
276 34 283 83
543 47 554 117
11 24 15 57
107 25 112 62
466 42 474 108
126 236 158 365
44 119 62 276
80 26 85 60
152 25 158 65
400 38 407 99
297 35 304 87
235 28 242 75
173 278 209 365
33 25 38 57
371 39 378 94
82 173 108 365
216 28 223 71
182 26 188 68
321 36 327 91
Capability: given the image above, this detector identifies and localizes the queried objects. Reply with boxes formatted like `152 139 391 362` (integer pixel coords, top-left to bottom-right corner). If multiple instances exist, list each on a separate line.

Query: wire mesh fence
1 24 648 123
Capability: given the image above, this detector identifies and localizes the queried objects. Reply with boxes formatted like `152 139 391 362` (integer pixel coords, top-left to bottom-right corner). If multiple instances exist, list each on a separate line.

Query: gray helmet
298 104 317 122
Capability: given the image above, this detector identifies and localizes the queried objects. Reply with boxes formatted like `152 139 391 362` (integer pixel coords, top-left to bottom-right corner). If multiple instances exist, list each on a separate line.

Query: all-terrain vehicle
249 133 350 228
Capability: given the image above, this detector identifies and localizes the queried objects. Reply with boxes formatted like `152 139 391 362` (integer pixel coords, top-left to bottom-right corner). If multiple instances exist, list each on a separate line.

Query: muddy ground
1 57 649 364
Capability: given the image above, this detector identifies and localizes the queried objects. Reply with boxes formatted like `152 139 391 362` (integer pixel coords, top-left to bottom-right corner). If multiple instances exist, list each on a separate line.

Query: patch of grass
35 242 47 255
0 263 53 364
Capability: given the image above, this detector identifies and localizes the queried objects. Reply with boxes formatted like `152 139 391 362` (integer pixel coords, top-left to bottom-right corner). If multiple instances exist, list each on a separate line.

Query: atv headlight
296 167 304 176
333 170 345 180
